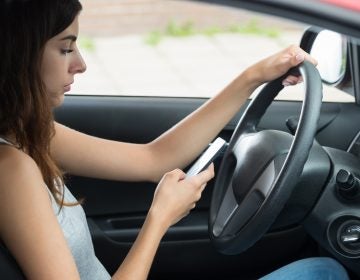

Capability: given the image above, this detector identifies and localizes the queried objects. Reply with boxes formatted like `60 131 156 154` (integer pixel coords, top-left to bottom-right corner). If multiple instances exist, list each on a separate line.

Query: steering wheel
209 61 322 255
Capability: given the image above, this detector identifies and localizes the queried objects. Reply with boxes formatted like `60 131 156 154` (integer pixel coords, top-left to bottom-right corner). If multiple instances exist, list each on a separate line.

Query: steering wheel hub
231 130 293 203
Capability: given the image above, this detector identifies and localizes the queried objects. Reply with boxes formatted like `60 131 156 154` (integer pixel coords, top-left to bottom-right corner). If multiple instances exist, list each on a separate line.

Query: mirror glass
310 30 346 84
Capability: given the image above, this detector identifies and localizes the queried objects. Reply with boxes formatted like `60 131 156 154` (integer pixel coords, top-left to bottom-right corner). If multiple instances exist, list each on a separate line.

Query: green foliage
145 31 163 46
227 19 279 38
79 36 96 52
203 27 222 36
144 19 280 46
166 21 195 37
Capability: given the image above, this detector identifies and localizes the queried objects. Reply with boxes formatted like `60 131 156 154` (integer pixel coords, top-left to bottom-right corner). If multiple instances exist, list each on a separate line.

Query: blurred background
71 0 352 102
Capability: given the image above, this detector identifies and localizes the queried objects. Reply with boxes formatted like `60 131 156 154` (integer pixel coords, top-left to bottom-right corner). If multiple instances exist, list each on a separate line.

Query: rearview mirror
310 30 347 84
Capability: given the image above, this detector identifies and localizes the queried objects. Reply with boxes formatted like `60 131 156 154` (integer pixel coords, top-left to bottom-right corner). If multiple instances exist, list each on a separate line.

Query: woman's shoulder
0 145 81 279
0 144 53 239
0 145 43 193
0 144 39 168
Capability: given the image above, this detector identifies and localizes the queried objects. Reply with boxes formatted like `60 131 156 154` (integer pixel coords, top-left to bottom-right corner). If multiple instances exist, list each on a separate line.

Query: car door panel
54 95 360 278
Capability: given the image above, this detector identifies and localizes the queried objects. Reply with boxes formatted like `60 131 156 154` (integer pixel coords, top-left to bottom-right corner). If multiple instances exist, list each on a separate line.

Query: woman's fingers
288 45 317 67
282 75 302 86
282 46 317 86
191 163 215 188
151 163 215 227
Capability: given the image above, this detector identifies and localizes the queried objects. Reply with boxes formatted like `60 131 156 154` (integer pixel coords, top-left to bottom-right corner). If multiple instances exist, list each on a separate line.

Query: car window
71 0 354 103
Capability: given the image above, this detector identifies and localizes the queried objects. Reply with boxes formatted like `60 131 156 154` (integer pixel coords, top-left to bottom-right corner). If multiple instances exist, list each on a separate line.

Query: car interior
2 0 360 279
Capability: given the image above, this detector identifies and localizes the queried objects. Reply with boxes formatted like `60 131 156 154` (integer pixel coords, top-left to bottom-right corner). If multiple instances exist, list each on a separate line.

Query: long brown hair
0 0 82 206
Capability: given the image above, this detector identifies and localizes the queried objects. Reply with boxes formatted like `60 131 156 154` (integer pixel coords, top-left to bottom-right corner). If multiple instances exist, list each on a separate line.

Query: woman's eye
61 49 74 55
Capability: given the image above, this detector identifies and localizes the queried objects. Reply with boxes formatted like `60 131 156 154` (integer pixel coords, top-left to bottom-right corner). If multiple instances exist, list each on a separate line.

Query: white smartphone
186 137 227 177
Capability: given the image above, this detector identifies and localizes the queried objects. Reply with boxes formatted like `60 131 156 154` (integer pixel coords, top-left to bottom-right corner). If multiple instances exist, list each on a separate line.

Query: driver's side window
72 1 353 103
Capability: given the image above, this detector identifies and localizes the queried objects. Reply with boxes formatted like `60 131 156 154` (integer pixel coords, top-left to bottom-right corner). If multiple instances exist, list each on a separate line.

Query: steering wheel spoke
213 182 238 237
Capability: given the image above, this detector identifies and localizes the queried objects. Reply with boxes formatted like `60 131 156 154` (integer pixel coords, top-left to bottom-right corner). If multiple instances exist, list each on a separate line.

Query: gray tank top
0 138 111 279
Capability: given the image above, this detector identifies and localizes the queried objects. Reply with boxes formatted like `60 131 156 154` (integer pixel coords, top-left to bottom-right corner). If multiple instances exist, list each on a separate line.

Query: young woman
0 1 349 279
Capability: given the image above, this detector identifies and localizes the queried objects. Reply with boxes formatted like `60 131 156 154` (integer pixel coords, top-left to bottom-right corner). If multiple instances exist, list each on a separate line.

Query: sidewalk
73 32 301 98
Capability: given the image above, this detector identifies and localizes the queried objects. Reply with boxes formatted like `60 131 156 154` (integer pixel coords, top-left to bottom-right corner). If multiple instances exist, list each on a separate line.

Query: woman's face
40 15 86 108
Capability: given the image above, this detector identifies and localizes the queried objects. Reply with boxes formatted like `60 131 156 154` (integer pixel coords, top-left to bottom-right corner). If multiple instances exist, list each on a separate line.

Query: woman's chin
51 94 65 108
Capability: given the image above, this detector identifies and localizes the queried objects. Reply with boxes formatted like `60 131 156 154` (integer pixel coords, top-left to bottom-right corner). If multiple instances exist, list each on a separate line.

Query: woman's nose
70 51 87 74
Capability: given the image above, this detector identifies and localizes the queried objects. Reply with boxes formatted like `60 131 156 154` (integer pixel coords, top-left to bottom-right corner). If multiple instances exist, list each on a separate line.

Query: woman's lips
64 84 72 92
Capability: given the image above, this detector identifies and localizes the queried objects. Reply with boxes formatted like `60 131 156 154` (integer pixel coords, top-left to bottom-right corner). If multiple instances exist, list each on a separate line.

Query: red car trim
320 0 360 12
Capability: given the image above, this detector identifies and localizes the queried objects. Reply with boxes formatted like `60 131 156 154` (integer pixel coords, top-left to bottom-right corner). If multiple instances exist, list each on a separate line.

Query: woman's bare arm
51 45 316 182
0 145 214 279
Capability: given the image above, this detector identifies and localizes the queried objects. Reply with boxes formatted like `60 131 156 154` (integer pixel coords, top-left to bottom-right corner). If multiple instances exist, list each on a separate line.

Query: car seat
0 243 25 279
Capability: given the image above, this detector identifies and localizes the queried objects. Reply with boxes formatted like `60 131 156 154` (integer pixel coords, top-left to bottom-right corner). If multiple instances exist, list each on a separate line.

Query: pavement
70 0 354 102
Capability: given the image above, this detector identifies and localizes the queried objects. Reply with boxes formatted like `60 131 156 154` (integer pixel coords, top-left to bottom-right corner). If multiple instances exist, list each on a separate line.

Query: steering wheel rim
209 61 323 255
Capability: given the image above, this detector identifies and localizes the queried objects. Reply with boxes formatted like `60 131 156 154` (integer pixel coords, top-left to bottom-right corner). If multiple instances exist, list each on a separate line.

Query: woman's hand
149 164 215 229
245 45 317 88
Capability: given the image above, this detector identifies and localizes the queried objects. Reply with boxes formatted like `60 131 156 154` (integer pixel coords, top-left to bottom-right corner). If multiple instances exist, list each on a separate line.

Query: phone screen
186 137 227 177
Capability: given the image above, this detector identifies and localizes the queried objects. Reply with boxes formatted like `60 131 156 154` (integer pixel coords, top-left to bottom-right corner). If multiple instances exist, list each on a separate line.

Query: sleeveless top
0 137 111 280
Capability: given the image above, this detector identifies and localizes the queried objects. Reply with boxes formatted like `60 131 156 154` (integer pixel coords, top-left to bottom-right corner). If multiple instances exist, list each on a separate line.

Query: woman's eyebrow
60 35 77 42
